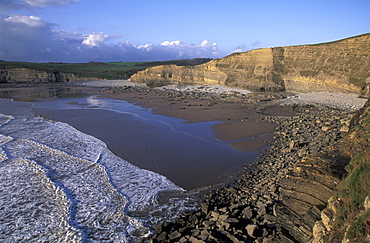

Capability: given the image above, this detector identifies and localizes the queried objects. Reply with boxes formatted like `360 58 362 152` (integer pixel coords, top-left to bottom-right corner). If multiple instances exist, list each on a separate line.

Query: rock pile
101 85 288 105
148 105 355 242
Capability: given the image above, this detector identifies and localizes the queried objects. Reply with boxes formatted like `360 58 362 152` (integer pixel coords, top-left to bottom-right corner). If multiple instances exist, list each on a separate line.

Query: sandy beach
1 81 368 242
0 83 281 189
0 82 289 190
2 81 367 190
92 83 288 153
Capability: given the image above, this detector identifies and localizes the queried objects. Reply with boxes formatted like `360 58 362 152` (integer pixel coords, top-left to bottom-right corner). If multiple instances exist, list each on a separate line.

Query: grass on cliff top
0 61 147 79
0 58 212 80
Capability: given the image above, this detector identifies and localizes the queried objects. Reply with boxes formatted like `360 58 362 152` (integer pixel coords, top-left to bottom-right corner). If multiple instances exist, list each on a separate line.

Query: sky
0 0 369 63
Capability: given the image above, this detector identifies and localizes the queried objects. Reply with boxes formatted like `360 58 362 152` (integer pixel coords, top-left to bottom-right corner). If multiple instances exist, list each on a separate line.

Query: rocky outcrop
0 67 94 83
129 64 228 87
274 155 346 242
131 33 370 94
148 102 356 242
275 98 370 243
310 99 370 243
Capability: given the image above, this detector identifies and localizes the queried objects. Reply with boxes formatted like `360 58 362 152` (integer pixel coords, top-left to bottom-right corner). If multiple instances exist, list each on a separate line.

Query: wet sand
0 84 296 189
95 87 294 153
33 107 256 189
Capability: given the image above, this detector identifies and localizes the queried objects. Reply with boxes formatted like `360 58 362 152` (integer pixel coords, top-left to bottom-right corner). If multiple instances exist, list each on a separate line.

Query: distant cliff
0 66 98 84
131 33 370 95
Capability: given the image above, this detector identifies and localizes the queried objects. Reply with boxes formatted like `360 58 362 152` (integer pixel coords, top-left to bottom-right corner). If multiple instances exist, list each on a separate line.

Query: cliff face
0 67 86 83
275 154 347 242
131 33 370 94
275 99 370 243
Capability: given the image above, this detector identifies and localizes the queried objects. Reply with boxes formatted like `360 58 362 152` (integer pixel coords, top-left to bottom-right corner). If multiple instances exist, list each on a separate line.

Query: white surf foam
0 99 196 242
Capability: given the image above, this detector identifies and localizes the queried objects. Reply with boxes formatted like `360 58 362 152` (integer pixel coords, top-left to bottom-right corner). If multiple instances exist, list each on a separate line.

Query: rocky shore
2 81 365 242
145 104 356 242
90 82 367 242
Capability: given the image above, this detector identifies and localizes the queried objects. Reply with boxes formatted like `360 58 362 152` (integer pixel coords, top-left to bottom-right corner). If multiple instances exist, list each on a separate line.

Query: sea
0 87 256 242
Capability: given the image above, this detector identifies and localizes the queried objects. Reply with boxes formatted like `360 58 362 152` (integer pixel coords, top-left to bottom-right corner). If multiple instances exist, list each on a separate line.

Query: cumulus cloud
0 14 225 62
82 32 110 47
4 15 46 27
0 0 225 62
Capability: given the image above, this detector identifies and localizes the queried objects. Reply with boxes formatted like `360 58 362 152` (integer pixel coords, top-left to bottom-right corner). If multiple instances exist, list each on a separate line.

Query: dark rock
242 207 254 219
246 224 257 238
168 231 181 240
189 236 206 243
156 232 167 241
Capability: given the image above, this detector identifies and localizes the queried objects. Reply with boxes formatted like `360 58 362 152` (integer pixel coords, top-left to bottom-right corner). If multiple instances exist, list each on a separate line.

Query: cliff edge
131 33 370 95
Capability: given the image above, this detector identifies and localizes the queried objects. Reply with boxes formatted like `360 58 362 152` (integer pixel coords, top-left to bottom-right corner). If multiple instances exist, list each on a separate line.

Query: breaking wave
0 99 199 242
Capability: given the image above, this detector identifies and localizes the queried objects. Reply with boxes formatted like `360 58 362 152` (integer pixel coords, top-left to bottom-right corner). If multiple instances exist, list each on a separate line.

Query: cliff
275 99 370 243
131 33 370 94
0 66 95 83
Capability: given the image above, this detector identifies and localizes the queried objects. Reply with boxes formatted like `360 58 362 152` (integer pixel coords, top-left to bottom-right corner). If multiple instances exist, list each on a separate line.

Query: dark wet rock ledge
146 105 356 243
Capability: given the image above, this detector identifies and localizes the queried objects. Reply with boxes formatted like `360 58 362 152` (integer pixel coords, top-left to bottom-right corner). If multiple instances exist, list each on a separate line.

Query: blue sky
0 0 369 62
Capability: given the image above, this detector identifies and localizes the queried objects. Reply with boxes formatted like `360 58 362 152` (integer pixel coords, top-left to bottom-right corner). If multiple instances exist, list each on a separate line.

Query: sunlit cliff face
131 34 370 94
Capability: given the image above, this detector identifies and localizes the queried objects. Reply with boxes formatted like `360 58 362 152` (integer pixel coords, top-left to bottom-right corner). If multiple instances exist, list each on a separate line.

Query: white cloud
160 40 183 46
4 15 46 27
82 32 110 47
0 14 225 62
200 40 216 47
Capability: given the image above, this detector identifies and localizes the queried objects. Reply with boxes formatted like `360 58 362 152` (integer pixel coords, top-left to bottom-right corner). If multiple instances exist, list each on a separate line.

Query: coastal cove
0 85 272 190
0 82 368 242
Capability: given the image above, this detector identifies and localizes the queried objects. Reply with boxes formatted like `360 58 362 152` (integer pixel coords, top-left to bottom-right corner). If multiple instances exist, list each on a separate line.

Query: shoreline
94 85 292 153
149 103 358 242
0 83 283 190
1 81 368 241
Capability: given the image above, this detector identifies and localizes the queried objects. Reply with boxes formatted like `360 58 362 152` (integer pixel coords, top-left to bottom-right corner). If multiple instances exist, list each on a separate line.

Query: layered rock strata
131 33 370 94
0 67 96 83
310 99 370 243
149 104 356 242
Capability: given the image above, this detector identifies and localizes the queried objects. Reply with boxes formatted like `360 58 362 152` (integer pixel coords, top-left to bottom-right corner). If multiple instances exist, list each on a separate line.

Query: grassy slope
330 109 370 242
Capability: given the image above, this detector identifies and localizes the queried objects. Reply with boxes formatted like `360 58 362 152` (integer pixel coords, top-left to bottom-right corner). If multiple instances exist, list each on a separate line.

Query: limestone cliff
274 154 347 242
131 33 370 94
275 99 370 243
0 67 93 83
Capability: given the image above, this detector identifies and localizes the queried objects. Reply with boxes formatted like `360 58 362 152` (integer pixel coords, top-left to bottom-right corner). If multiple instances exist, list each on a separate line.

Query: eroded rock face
1 67 79 83
131 33 370 94
129 64 228 87
275 157 345 242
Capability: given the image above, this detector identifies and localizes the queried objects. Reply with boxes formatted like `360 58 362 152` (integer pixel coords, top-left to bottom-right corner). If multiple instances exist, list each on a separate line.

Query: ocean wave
0 100 197 242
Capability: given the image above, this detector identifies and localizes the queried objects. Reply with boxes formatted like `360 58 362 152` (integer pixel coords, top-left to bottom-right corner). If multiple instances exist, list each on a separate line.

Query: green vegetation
225 75 236 84
335 150 370 242
334 114 370 242
349 77 366 88
0 61 146 79
134 58 212 67
215 63 230 68
236 65 244 69
300 70 319 77
338 151 370 208
0 58 212 80
347 210 370 241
